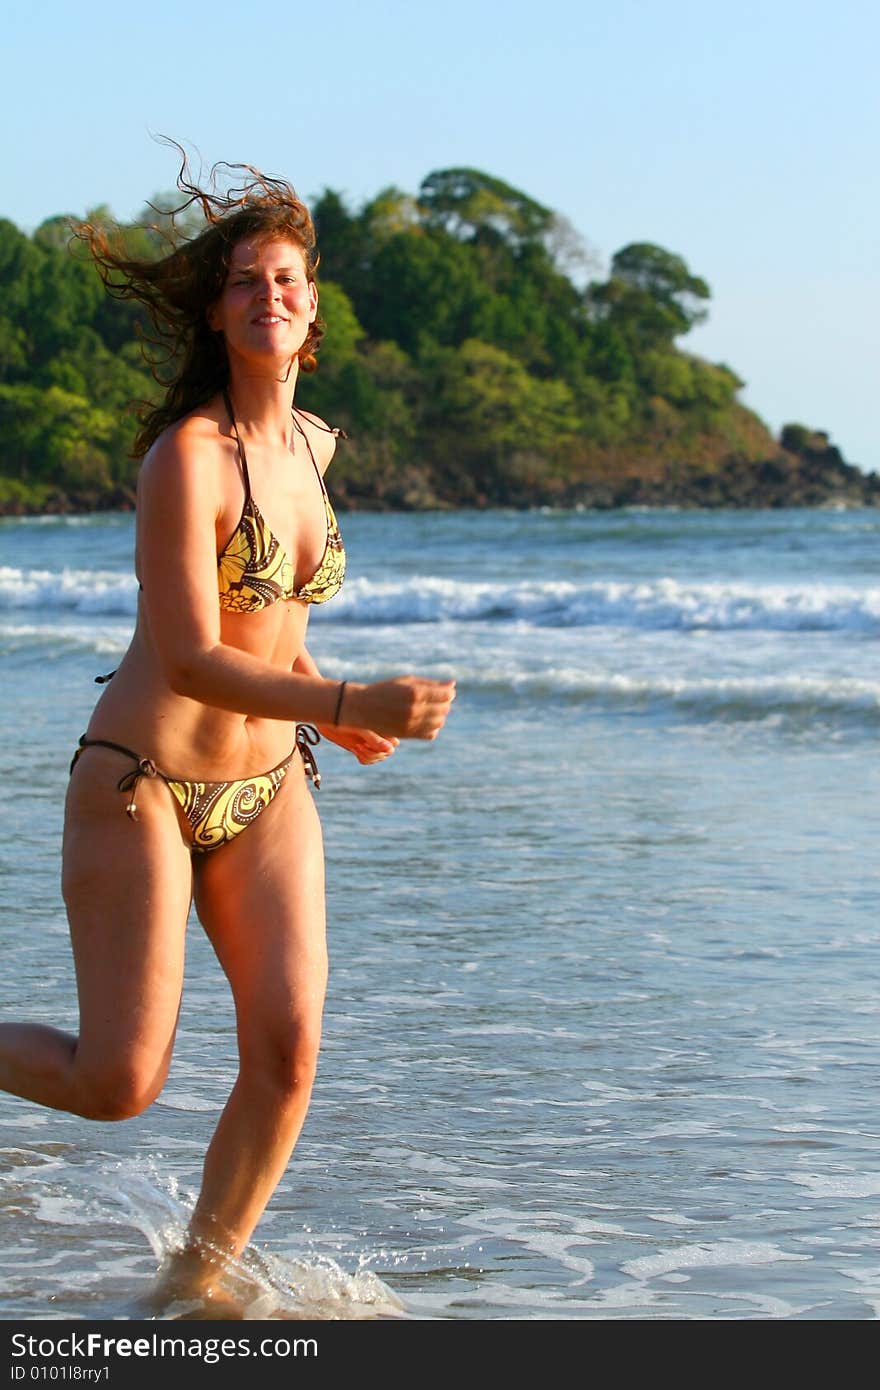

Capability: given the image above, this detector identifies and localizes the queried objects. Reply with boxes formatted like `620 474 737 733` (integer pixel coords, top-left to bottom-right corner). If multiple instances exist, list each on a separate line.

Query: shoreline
3 434 878 519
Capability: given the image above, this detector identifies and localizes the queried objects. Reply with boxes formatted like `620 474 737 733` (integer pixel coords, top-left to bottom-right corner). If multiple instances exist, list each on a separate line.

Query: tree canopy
0 167 797 511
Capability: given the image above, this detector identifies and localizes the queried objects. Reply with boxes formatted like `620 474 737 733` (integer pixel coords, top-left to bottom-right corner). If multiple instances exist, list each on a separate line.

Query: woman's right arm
136 427 455 740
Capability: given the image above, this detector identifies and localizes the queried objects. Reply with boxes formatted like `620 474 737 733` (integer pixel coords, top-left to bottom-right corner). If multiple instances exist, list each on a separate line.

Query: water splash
3 1154 406 1321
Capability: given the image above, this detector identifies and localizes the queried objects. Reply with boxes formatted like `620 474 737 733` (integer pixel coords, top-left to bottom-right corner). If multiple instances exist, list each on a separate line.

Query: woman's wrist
313 678 362 727
332 680 347 725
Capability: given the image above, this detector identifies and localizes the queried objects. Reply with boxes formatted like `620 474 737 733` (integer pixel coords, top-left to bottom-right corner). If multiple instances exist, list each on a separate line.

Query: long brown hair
78 141 325 457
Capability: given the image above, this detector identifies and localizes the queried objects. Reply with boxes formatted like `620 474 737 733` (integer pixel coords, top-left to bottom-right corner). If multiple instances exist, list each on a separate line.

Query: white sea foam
4 564 880 633
0 621 129 655
327 575 880 632
621 1240 810 1279
155 1091 222 1113
786 1174 880 1198
0 565 138 616
519 669 880 714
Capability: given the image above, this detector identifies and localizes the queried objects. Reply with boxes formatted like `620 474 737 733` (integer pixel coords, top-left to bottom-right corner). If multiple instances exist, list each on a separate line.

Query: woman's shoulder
141 401 231 484
136 401 235 520
294 407 343 475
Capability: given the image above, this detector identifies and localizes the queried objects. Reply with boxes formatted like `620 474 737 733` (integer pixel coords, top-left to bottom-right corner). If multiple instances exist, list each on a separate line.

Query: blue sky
5 0 878 470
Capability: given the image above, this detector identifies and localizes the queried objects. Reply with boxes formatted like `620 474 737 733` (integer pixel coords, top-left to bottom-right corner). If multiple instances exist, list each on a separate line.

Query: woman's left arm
294 645 399 765
293 417 396 763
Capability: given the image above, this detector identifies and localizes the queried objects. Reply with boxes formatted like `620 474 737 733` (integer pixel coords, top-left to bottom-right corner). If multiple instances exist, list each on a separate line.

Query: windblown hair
77 141 324 457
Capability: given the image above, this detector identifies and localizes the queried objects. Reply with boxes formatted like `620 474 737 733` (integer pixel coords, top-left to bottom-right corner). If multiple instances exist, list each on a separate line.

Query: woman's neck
224 358 301 447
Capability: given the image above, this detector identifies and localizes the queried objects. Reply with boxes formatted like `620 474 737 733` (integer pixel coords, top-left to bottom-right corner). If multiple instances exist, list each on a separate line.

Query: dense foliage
0 168 860 511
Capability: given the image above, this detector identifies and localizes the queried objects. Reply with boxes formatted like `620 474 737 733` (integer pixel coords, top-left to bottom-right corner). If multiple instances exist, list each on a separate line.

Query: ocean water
1 504 880 1321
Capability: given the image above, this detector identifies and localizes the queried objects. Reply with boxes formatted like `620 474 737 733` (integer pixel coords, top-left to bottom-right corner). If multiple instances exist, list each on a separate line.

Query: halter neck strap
223 389 346 499
291 411 323 486
222 388 252 500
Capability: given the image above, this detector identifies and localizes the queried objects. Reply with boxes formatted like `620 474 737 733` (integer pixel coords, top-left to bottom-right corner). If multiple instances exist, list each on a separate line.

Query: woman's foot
146 1240 244 1317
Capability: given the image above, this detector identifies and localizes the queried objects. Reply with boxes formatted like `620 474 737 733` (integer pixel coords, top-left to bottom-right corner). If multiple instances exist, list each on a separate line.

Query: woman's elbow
163 648 215 699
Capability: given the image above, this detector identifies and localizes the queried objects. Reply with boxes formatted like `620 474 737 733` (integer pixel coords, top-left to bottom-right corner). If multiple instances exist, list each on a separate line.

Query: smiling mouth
253 314 287 325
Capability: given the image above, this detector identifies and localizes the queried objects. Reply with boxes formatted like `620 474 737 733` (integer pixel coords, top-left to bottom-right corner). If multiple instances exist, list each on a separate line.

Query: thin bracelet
333 680 348 725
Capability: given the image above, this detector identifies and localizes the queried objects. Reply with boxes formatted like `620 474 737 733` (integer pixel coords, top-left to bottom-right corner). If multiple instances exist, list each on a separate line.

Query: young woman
0 155 455 1305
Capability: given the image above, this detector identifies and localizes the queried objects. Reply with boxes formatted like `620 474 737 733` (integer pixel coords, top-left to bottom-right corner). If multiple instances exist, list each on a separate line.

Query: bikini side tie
70 736 158 819
116 758 160 819
296 723 322 789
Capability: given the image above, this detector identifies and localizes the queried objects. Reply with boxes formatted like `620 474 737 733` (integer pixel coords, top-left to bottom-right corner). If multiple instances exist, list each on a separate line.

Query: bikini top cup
217 394 346 614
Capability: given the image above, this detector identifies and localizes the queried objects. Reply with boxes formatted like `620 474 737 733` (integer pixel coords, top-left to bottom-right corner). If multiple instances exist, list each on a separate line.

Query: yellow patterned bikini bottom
69 725 321 853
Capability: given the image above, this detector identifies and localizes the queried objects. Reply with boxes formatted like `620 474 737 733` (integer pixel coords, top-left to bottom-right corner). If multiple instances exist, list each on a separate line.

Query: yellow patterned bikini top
217 392 346 614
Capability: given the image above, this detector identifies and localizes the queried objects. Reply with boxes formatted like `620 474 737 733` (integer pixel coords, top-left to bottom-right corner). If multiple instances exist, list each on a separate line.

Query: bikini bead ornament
117 758 160 819
333 680 347 726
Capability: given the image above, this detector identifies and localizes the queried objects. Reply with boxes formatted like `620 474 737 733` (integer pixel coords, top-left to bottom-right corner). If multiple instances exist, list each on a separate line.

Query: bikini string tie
116 758 159 819
296 723 322 789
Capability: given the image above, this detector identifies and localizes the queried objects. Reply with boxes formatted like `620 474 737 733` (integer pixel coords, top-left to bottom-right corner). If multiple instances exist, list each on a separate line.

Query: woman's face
208 236 318 370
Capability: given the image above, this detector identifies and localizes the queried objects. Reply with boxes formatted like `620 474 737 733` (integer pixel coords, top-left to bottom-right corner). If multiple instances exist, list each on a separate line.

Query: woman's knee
239 1019 323 1102
74 1052 170 1122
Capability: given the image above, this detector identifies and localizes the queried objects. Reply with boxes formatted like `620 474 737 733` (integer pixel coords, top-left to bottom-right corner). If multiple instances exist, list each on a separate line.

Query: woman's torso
84 395 342 778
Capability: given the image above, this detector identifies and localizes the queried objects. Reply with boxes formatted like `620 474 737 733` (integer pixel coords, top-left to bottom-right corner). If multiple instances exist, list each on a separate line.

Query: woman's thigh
63 746 193 1081
192 768 328 1066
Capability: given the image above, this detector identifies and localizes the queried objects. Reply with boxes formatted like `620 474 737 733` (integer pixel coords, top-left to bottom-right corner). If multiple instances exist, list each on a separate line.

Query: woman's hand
316 724 400 765
343 676 456 741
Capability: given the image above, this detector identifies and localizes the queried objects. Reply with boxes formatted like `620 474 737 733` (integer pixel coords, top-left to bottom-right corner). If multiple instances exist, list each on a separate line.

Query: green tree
418 167 555 247
0 383 116 487
356 228 494 355
421 339 581 501
588 242 710 348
